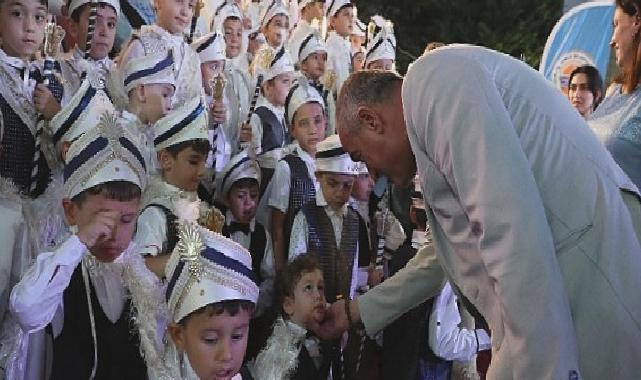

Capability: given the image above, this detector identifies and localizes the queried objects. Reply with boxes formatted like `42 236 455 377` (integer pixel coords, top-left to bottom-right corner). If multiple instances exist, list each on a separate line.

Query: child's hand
242 17 252 30
76 210 119 249
33 84 61 120
239 123 252 143
210 100 227 124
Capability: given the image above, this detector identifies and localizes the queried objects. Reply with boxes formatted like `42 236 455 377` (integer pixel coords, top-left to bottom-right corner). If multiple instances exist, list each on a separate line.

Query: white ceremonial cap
49 70 115 147
352 161 369 175
165 222 259 323
365 15 396 66
63 112 147 198
253 44 295 82
259 0 289 30
325 0 351 18
210 1 243 33
67 0 120 17
122 50 175 94
315 134 357 175
153 97 209 151
353 17 366 37
290 20 326 63
192 32 226 63
285 76 325 127
214 150 261 203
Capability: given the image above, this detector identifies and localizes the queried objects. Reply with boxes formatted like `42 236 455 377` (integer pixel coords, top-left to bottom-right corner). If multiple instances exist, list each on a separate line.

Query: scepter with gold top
240 46 274 152
187 0 204 43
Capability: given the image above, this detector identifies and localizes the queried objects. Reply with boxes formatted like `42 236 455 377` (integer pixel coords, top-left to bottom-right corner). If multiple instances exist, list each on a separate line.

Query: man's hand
33 84 61 120
368 266 384 287
210 99 227 124
76 210 119 249
314 299 350 341
239 122 252 143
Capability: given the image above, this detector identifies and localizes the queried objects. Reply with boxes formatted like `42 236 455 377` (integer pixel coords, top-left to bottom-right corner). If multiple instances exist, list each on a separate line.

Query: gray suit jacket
359 45 641 379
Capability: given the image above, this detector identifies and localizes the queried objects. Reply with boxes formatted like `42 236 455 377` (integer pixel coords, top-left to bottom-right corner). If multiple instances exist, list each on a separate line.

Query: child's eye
10 9 21 17
232 333 245 341
189 160 199 165
203 337 218 345
107 21 116 29
35 14 46 22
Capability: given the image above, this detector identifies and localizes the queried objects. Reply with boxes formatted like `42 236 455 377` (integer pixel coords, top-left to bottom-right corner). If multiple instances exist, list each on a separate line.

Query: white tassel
250 317 306 380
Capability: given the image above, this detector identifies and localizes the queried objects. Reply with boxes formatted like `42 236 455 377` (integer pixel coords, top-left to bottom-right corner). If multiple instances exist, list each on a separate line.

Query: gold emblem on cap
176 222 204 280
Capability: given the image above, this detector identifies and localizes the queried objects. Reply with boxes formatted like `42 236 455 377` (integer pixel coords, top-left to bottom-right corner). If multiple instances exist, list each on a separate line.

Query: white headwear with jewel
315 134 357 174
49 71 115 147
289 19 325 64
214 150 261 204
153 97 209 151
63 112 148 198
165 222 259 323
325 0 351 18
259 0 289 30
285 76 325 127
122 50 175 94
192 32 226 63
67 0 121 17
210 1 243 33
254 44 295 82
365 15 396 66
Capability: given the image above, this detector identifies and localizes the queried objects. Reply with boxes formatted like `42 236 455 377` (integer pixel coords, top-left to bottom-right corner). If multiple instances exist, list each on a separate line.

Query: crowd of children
0 0 487 379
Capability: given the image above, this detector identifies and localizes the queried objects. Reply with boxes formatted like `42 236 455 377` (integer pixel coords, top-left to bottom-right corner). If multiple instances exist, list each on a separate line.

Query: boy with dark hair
269 78 325 272
215 150 275 359
60 0 121 103
252 254 330 379
0 0 64 197
165 221 259 379
134 98 211 278
9 112 164 379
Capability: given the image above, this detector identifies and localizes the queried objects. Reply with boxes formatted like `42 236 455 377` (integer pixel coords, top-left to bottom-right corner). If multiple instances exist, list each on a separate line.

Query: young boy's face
155 0 194 35
291 102 325 155
352 51 364 72
223 18 242 59
263 14 288 48
316 172 354 210
225 182 259 224
300 51 326 81
263 72 293 107
367 58 394 72
169 309 251 380
63 192 140 262
349 34 364 50
0 0 46 59
331 6 354 37
284 269 326 330
160 146 207 192
351 173 373 201
70 4 117 60
201 60 225 96
135 83 174 124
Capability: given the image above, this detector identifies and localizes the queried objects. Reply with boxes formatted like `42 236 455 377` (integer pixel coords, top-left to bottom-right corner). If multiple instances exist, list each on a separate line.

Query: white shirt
428 282 491 361
223 210 275 316
288 191 359 298
325 31 351 95
10 235 130 335
268 144 318 213
135 180 198 256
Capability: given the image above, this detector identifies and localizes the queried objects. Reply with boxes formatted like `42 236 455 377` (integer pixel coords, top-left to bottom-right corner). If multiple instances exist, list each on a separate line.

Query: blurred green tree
354 0 563 74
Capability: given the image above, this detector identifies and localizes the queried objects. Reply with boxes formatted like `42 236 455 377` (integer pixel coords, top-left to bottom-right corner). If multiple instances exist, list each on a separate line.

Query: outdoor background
355 0 564 74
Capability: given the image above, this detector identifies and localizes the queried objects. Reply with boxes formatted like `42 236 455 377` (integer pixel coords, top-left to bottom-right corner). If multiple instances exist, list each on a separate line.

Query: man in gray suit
318 45 641 379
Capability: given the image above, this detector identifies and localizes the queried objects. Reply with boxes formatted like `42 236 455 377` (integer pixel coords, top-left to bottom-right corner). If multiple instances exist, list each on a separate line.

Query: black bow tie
224 221 251 235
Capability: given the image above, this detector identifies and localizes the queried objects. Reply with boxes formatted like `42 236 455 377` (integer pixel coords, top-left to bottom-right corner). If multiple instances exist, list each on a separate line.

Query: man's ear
62 198 78 225
356 106 383 134
167 323 186 350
